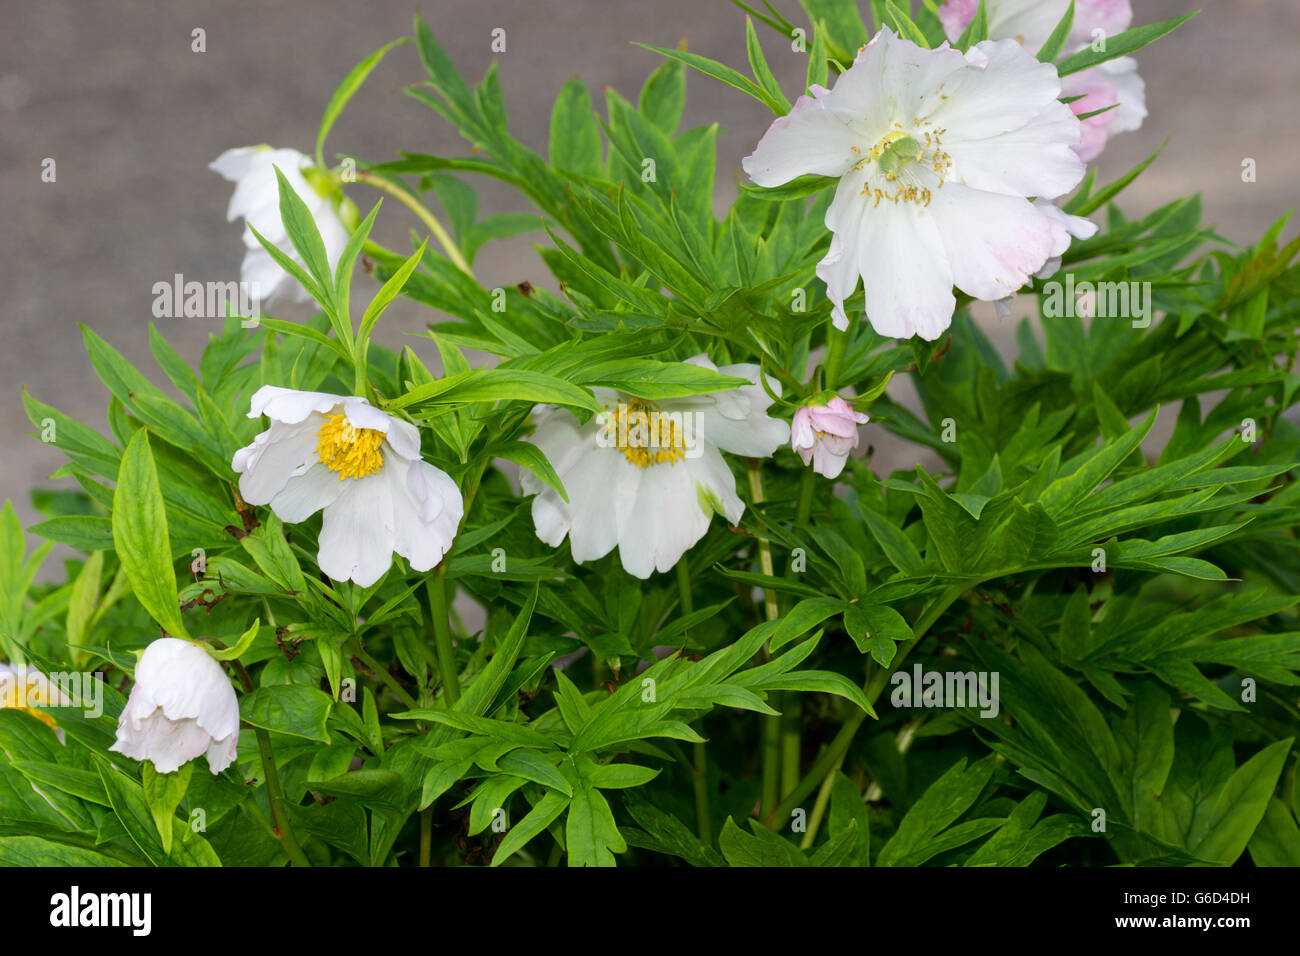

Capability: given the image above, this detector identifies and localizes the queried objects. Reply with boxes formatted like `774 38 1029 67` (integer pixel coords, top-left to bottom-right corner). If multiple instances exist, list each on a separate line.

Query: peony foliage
2 1 1299 869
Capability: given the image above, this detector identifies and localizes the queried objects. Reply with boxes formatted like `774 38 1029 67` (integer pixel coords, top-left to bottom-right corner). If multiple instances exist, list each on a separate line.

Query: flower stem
799 746 847 850
232 661 311 867
677 560 713 845
350 639 419 710
746 461 785 821
426 568 460 706
353 171 472 276
769 581 970 824
824 323 849 389
419 807 433 867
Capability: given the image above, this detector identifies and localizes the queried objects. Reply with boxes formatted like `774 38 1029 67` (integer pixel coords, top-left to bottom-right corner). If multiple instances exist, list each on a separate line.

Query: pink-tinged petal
790 407 817 452
1071 0 1133 45
938 0 980 41
929 183 1059 302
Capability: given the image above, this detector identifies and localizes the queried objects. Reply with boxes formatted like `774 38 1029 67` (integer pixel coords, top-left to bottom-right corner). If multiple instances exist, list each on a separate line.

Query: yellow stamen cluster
602 400 687 468
316 414 385 480
0 682 59 731
852 121 952 208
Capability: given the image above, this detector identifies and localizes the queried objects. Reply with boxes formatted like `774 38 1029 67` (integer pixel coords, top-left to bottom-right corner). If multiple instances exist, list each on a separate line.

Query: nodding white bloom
210 146 353 305
111 639 239 775
232 386 463 588
521 356 790 579
939 0 1146 162
742 28 1090 340
0 664 72 737
791 397 870 479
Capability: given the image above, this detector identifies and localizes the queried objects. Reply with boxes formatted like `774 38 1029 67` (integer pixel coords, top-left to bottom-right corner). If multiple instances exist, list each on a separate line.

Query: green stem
799 746 848 850
745 461 780 622
823 323 850 390
426 568 460 706
419 807 433 867
351 639 419 710
677 560 713 845
233 662 310 867
780 697 801 798
746 461 784 820
769 581 970 824
353 171 473 276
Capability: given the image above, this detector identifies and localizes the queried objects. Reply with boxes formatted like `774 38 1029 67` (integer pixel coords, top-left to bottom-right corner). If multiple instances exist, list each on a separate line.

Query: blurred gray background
2 0 1297 548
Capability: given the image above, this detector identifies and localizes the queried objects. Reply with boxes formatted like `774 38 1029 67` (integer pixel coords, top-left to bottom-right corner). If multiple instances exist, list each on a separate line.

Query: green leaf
1037 1 1075 61
112 430 187 638
316 38 410 168
636 44 785 114
1249 798 1300 867
359 239 428 346
240 685 334 743
955 0 987 50
883 1 932 48
391 368 601 414
638 54 686 135
207 619 261 662
1057 12 1197 76
490 790 568 866
1191 738 1292 865
719 817 807 866
0 836 128 867
271 166 333 296
142 761 192 856
492 441 568 502
745 17 791 112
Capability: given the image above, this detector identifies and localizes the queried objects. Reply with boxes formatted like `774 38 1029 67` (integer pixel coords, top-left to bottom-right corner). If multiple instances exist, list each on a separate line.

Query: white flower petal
946 99 1085 199
856 198 956 341
930 183 1059 302
317 472 396 587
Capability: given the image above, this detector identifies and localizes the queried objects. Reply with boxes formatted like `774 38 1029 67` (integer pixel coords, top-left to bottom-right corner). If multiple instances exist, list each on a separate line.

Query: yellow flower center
852 122 954 209
602 400 687 468
316 414 385 480
1 684 59 731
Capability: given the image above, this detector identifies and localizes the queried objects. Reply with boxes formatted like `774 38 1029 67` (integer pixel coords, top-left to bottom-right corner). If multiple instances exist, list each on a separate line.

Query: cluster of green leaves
0 1 1296 868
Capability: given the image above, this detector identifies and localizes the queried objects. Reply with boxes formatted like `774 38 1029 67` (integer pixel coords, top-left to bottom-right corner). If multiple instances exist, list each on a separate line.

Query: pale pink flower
791 397 870 479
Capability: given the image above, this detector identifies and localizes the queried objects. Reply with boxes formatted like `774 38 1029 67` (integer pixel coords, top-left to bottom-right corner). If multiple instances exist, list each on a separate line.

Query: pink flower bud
790 397 869 479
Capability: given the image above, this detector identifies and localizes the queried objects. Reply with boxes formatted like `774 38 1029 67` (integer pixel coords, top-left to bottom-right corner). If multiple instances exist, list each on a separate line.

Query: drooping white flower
232 386 463 588
791 397 870 479
210 146 353 305
110 639 239 774
939 0 1146 161
0 663 72 736
742 28 1090 340
521 356 790 578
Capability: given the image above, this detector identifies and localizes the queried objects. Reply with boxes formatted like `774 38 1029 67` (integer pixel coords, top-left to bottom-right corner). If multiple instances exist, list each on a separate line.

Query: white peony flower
521 356 790 578
232 386 463 588
938 0 1146 162
210 146 353 305
742 28 1090 340
0 663 72 736
110 639 239 774
791 397 870 479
